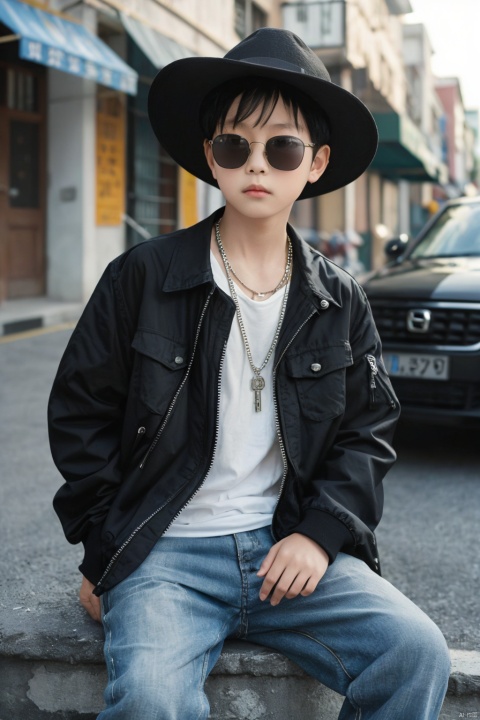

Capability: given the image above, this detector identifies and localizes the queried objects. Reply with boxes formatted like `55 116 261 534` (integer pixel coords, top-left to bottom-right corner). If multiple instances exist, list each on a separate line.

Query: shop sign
96 91 126 226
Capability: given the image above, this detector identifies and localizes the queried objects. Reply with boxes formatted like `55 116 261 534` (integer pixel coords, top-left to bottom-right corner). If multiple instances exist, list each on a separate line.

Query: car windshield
409 201 480 259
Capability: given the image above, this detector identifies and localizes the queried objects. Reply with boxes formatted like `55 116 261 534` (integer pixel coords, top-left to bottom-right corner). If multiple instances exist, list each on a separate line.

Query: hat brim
148 57 378 199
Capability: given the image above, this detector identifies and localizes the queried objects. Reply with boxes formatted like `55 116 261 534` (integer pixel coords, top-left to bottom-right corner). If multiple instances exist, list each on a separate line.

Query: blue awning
0 0 137 95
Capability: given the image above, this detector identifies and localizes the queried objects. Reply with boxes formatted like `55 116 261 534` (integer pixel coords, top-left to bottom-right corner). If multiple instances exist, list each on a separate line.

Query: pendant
251 375 266 412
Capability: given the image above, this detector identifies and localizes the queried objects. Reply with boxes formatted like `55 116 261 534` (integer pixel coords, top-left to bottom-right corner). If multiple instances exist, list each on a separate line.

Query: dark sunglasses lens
212 135 250 168
266 136 305 170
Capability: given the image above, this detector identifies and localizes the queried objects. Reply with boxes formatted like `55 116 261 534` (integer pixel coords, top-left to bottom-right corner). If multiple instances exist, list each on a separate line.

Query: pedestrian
48 28 450 720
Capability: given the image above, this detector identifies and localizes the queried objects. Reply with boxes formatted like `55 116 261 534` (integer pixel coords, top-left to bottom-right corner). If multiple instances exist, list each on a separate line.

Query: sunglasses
209 134 316 171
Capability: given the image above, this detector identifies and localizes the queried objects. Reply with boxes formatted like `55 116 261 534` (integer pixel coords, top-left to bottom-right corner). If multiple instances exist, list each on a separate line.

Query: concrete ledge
1 601 479 720
0 645 344 720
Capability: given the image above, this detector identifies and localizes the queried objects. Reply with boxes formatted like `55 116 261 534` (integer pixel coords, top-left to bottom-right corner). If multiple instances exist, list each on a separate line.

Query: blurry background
0 0 479 318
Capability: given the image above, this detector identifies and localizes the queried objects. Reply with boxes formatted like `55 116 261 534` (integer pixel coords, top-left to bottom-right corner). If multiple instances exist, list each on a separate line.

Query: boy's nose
245 141 268 173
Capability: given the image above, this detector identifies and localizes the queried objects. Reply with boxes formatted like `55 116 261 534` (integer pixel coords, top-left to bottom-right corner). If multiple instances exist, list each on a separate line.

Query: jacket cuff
78 522 104 585
294 509 354 564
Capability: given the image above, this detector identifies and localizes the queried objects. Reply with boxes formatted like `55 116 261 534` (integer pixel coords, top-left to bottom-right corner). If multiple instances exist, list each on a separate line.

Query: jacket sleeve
48 258 135 583
293 282 400 566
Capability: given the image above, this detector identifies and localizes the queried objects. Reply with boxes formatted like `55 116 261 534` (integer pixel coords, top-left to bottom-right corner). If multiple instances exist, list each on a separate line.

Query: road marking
0 322 75 344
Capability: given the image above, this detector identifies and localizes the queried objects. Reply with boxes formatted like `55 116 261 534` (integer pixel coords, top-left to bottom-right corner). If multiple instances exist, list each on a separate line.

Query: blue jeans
99 527 450 720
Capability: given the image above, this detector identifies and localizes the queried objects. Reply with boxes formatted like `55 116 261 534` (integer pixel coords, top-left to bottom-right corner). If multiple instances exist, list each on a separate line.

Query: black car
361 196 480 425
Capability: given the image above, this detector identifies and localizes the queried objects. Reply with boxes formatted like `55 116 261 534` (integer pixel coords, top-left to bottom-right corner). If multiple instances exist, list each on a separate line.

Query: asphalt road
0 327 479 652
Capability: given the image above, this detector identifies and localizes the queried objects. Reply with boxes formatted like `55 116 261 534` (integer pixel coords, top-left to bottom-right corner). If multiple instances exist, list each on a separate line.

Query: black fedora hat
148 28 378 199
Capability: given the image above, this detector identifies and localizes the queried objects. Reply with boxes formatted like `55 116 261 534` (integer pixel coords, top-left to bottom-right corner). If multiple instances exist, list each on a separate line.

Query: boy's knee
389 611 450 680
417 617 450 676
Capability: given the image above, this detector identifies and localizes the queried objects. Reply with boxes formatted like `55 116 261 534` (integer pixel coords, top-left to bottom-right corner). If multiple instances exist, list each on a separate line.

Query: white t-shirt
165 252 286 537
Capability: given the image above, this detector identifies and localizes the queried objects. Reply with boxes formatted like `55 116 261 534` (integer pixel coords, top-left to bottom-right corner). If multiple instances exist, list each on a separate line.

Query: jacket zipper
96 289 215 591
366 354 397 409
162 338 228 534
366 354 378 408
271 309 317 539
139 289 214 470
96 490 185 590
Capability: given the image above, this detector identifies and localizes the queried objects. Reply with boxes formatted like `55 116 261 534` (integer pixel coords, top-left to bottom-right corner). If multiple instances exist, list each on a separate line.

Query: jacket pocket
285 342 353 421
131 329 189 416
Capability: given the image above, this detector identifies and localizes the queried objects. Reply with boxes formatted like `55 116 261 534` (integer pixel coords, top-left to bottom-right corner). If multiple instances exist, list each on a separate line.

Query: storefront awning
0 0 137 95
371 112 448 184
120 12 194 69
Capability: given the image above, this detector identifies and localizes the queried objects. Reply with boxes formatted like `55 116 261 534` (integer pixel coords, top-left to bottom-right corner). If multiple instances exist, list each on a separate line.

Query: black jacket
48 210 400 596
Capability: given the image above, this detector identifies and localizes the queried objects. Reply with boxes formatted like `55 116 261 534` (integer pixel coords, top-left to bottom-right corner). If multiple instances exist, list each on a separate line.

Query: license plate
383 353 449 380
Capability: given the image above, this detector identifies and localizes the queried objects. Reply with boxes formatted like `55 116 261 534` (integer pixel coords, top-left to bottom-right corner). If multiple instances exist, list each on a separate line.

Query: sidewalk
0 297 83 336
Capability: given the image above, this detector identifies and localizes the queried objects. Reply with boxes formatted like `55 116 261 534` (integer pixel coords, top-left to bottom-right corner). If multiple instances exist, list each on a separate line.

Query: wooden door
0 62 46 301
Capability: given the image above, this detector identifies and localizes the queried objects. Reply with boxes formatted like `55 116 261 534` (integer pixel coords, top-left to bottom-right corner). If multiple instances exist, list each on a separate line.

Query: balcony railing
281 0 346 49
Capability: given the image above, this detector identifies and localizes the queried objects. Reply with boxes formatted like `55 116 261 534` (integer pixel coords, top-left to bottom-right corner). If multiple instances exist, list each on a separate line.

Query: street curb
0 300 83 336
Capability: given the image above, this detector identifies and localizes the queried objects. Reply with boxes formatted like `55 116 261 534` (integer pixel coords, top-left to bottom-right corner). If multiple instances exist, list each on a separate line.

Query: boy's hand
257 533 329 606
79 575 102 623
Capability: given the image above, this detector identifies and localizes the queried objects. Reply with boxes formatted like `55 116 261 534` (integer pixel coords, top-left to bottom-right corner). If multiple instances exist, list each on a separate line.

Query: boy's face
204 95 330 223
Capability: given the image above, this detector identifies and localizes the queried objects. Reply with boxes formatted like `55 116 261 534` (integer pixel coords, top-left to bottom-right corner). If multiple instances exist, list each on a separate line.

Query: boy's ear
308 145 330 185
204 139 217 180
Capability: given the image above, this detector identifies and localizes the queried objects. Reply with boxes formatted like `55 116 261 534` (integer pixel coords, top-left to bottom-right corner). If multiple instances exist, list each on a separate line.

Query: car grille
370 303 480 346
392 379 480 411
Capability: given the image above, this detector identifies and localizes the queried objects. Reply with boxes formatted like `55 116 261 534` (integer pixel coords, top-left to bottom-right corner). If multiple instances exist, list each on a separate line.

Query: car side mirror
384 234 409 259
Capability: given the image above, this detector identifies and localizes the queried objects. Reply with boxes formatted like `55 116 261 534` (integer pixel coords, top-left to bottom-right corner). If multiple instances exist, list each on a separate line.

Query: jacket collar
287 224 342 310
163 208 342 309
162 211 218 292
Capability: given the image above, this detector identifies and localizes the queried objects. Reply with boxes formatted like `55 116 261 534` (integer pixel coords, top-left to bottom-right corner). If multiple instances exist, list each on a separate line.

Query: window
0 66 38 112
297 5 307 22
235 0 247 37
252 2 267 31
235 0 267 39
9 120 39 208
126 38 178 244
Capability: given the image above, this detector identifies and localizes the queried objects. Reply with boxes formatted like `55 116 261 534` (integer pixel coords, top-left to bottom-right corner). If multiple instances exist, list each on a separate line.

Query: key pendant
251 375 266 412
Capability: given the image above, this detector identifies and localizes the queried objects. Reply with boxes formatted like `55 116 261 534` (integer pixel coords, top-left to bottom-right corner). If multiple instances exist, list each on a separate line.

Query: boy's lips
243 185 271 195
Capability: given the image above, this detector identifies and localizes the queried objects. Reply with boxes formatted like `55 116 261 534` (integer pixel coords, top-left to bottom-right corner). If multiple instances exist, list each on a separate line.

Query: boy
48 28 450 720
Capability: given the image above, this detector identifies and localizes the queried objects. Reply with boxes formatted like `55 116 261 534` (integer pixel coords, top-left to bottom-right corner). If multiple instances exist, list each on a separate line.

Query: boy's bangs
226 87 301 131
200 77 330 148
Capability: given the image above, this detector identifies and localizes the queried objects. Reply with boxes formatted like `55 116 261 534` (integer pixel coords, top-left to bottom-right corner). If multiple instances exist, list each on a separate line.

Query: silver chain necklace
215 221 291 412
227 239 293 299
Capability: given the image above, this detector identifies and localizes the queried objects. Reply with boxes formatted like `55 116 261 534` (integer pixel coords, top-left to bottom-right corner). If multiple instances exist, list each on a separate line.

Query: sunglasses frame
208 133 317 171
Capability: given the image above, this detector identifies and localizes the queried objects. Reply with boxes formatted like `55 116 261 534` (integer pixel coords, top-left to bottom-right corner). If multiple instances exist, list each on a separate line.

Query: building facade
0 0 477 305
435 77 473 198
0 0 276 304
282 0 449 270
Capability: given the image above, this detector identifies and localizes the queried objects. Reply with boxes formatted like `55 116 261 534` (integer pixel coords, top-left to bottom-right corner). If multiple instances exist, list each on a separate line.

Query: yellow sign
179 168 198 228
96 91 125 226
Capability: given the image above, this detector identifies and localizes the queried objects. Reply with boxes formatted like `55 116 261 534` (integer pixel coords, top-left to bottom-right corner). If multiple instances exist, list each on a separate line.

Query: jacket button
311 363 322 372
137 426 146 435
320 299 329 309
174 356 184 365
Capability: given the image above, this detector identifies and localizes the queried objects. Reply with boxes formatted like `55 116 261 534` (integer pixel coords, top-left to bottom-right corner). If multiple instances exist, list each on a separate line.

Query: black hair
199 76 330 151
